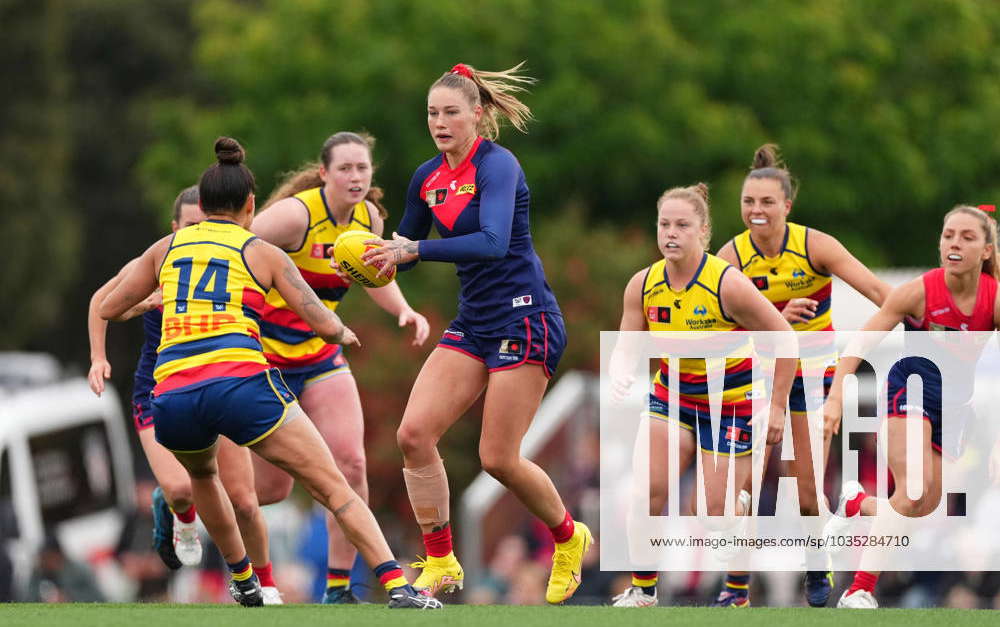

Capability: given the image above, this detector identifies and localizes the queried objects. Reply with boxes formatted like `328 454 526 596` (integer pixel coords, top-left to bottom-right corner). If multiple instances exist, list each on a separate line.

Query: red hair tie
979 204 996 212
450 63 473 79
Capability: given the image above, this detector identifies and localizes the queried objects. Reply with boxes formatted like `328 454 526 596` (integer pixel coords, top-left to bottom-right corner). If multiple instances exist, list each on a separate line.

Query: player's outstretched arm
809 229 892 308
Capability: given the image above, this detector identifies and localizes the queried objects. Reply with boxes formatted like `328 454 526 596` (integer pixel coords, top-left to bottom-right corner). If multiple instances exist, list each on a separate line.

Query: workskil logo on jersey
512 294 533 308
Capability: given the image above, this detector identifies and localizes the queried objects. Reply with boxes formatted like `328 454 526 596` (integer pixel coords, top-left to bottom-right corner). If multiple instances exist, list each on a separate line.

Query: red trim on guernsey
264 343 339 369
668 357 753 384
489 317 532 373
154 361 268 394
770 283 831 312
439 344 486 363
241 287 265 313
260 302 314 331
653 384 754 416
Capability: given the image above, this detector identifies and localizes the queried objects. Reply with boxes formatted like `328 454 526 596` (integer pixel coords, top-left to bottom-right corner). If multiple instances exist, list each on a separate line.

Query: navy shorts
278 346 351 398
132 397 155 432
151 368 297 453
438 312 566 378
886 361 969 457
648 394 753 457
789 367 834 414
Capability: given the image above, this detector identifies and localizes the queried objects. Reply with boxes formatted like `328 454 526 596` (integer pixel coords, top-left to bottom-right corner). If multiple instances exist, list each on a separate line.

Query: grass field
1 604 996 627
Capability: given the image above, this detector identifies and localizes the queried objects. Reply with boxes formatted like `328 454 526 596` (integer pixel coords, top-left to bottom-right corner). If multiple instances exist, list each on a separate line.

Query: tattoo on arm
391 240 419 264
282 256 328 322
333 498 356 518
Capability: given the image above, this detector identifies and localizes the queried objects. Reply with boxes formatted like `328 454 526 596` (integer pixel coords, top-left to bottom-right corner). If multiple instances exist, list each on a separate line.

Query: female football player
824 205 1000 608
88 188 285 603
361 63 588 604
713 144 891 607
249 131 429 603
609 182 797 608
99 137 441 610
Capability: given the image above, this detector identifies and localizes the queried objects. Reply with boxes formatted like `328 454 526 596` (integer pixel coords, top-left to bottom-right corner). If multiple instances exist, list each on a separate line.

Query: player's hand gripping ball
333 230 396 288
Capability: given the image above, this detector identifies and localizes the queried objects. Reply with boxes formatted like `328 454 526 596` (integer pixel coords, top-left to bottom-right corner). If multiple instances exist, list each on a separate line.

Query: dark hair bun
215 136 245 166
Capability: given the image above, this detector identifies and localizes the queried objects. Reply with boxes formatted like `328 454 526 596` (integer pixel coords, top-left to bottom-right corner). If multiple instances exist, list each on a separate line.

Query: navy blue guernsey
133 308 162 404
397 137 560 331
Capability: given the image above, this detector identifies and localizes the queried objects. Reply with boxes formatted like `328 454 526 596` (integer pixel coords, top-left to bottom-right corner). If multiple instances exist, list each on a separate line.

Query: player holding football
823 205 1000 608
711 144 891 607
361 63 590 604
99 137 442 610
250 131 429 603
609 182 797 608
88 187 285 604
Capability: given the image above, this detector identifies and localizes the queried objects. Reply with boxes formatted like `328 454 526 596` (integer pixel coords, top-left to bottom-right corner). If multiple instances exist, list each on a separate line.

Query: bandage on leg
403 458 450 528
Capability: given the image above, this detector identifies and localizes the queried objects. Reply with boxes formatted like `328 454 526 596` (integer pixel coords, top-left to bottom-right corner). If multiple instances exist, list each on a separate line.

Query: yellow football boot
545 521 593 604
411 553 464 595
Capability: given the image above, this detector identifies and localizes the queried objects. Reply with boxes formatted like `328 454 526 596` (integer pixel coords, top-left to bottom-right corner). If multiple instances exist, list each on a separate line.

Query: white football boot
611 586 657 607
823 480 866 553
173 518 203 567
837 588 878 608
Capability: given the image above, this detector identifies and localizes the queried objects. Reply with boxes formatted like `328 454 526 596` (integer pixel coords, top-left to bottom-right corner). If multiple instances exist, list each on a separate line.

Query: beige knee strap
403 458 450 527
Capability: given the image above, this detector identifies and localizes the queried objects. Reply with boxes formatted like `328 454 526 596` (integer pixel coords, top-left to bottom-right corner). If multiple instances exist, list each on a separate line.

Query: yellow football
333 230 396 288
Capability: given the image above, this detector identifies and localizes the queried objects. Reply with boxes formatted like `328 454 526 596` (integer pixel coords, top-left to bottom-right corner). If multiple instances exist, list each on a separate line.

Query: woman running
361 63 588 604
87 187 284 603
98 137 441 610
609 182 796 608
824 205 1000 609
713 144 891 607
250 131 428 603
